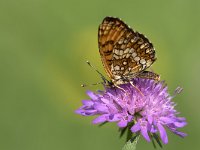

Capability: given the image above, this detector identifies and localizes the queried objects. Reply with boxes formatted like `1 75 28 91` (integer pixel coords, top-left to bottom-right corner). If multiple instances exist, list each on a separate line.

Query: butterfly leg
137 71 160 81
130 81 144 96
114 84 128 95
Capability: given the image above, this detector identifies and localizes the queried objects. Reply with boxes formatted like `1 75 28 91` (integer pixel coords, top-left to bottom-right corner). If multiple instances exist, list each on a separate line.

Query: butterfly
98 17 160 86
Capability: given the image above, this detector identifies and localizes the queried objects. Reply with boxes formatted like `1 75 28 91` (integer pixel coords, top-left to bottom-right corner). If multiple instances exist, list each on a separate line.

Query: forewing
98 17 129 79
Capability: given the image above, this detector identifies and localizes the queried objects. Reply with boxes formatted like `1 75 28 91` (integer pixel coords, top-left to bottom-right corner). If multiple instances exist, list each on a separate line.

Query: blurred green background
0 0 199 149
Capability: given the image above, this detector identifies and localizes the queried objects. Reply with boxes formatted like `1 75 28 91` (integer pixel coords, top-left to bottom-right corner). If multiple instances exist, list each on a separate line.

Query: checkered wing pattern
98 17 157 84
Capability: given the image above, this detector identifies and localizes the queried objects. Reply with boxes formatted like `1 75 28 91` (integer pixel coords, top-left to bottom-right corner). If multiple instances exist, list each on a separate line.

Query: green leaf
98 121 108 127
153 133 163 148
119 127 128 138
150 133 157 149
122 135 140 150
126 129 133 142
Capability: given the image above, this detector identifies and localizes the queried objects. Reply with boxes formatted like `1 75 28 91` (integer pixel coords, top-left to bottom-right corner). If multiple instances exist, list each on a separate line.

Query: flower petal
157 123 168 144
160 117 175 124
92 114 108 124
172 130 187 137
150 125 157 133
148 116 153 124
84 109 97 115
117 120 128 127
141 127 150 142
108 114 121 122
174 121 187 128
168 127 187 137
94 103 108 112
75 109 83 115
131 122 141 132
87 91 98 100
100 97 110 104
82 100 93 106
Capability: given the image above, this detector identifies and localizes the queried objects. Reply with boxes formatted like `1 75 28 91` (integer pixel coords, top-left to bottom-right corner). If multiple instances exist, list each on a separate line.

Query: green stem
126 128 133 142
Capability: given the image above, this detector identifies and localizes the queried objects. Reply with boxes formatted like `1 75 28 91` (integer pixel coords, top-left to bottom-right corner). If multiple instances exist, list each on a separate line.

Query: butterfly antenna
81 82 102 87
86 60 110 84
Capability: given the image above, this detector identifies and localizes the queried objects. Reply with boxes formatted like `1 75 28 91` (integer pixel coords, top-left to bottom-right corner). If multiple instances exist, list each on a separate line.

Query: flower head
76 78 187 144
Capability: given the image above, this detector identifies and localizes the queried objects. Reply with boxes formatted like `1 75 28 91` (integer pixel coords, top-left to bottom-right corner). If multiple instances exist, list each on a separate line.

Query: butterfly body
98 17 159 85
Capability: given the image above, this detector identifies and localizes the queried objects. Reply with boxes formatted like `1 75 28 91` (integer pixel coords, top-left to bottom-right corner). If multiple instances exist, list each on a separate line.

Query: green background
0 0 199 149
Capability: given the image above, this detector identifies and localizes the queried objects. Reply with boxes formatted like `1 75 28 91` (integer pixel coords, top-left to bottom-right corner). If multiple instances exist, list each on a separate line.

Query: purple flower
76 78 187 144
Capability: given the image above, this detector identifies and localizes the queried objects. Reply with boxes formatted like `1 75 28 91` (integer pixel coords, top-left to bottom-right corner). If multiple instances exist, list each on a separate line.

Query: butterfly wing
98 17 156 83
98 17 129 79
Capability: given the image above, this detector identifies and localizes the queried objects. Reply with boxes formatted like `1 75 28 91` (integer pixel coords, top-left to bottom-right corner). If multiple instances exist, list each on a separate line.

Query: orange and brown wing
98 17 156 81
98 17 129 79
111 27 156 79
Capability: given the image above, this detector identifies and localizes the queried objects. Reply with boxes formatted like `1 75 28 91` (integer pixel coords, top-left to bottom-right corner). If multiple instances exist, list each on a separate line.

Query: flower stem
126 128 133 142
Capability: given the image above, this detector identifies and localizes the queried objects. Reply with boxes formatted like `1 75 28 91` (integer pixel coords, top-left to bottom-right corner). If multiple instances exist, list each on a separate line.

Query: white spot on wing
124 48 129 54
140 59 146 64
131 52 137 58
146 60 152 67
134 57 140 62
140 44 145 49
129 48 134 53
126 53 131 58
114 49 120 55
118 39 123 44
123 61 127 65
119 50 123 56
124 39 128 44
114 75 121 80
113 54 119 59
121 44 125 49
114 65 120 71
